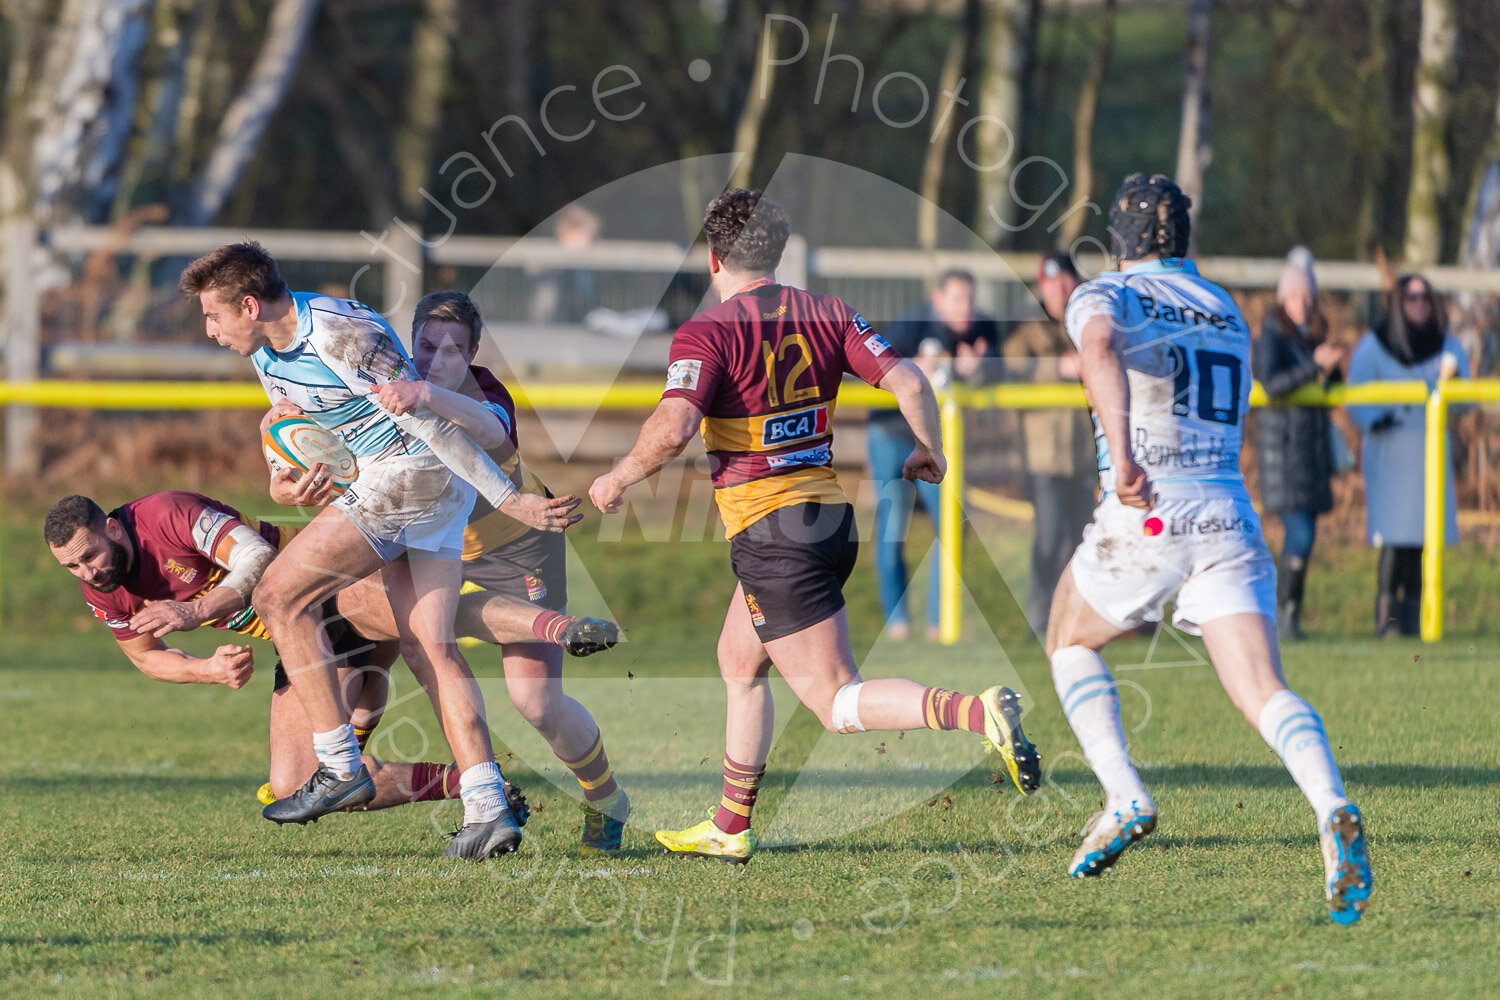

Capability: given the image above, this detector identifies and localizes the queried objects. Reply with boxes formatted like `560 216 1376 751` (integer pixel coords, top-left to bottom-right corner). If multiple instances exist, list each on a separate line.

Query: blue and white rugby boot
1321 803 1372 924
1070 800 1157 877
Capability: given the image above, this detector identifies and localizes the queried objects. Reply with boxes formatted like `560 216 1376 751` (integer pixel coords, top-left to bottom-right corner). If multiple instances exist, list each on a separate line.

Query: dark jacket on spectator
1253 309 1338 514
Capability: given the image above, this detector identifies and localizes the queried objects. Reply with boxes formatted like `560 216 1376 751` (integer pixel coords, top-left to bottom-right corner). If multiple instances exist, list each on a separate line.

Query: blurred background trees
2 0 1500 263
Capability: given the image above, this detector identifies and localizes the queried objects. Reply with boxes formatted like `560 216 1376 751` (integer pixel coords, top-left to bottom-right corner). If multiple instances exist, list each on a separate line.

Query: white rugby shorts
1069 493 1276 635
332 451 475 561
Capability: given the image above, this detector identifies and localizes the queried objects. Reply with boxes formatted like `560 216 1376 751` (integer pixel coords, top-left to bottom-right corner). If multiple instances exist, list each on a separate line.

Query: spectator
1347 274 1470 636
529 203 602 323
1252 248 1344 640
1002 251 1096 632
867 269 999 640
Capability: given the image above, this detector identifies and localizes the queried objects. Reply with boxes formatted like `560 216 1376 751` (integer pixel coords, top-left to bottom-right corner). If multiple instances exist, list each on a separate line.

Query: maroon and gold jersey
80 491 284 642
460 365 551 559
663 282 902 536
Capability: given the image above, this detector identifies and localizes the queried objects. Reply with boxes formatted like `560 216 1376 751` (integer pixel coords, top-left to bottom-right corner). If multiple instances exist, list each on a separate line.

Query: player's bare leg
334 569 618 657
717 584 776 767
656 584 772 863
255 507 387 822
388 551 519 859
1199 611 1371 923
256 508 385 730
657 588 1039 864
457 591 618 657
503 642 629 851
762 608 1038 793
1045 562 1157 877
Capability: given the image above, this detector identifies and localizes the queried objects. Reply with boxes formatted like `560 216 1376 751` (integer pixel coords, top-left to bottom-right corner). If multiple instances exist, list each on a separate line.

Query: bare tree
729 6 783 191
918 29 966 251
28 0 153 228
1404 0 1458 268
1175 0 1212 255
395 0 459 222
179 0 323 225
1059 0 1116 247
974 0 1030 247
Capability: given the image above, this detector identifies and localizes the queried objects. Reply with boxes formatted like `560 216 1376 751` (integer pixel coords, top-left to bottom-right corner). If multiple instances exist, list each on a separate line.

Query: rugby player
1045 173 1372 923
181 242 579 859
43 491 613 816
588 189 1041 864
277 290 631 852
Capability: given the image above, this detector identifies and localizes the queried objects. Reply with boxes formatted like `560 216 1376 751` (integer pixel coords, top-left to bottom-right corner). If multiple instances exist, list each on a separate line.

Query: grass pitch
2 506 1498 998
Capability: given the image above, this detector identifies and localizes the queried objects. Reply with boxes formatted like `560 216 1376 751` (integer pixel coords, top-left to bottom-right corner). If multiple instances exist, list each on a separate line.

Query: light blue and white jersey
252 293 426 464
1065 258 1251 499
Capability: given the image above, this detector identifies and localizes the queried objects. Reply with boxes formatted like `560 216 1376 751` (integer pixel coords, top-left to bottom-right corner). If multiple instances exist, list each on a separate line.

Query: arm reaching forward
588 397 703 512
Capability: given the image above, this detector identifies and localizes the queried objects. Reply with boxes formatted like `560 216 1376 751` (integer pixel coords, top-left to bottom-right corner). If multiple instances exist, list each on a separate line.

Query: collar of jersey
262 291 317 355
1117 257 1198 277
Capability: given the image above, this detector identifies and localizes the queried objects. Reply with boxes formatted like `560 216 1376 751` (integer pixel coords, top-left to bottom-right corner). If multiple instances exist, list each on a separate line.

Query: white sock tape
830 681 866 734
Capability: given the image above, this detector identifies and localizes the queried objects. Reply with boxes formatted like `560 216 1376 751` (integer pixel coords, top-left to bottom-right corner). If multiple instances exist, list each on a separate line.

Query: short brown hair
412 291 484 353
44 495 106 548
703 189 790 272
178 241 288 307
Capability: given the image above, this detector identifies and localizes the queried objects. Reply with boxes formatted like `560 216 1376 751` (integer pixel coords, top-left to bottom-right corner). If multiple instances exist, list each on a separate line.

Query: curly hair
44 495 107 548
412 291 485 353
178 241 288 307
703 189 790 272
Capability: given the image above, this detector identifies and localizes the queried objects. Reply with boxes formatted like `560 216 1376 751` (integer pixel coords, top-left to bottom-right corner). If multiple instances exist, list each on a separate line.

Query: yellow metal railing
2 377 1491 642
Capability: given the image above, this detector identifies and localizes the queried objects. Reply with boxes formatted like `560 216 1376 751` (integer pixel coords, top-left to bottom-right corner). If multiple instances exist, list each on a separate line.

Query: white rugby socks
458 761 512 825
1052 646 1154 813
312 723 362 780
1257 689 1349 819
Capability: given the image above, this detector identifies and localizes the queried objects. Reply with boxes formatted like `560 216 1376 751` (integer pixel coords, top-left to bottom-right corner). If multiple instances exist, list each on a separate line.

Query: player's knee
251 574 284 620
823 680 864 734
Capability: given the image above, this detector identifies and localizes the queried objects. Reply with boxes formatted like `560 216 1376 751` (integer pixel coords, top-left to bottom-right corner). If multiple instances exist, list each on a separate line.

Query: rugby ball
263 417 358 495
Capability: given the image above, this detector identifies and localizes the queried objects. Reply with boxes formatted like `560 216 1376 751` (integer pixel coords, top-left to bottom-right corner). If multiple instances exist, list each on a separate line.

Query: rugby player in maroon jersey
589 190 1042 863
44 490 613 820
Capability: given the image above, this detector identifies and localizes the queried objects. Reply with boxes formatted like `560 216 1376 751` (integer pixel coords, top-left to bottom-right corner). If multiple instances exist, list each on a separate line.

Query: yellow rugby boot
980 686 1041 793
655 818 756 865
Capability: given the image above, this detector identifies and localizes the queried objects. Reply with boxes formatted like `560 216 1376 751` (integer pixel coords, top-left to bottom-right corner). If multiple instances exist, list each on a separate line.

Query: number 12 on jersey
762 333 818 407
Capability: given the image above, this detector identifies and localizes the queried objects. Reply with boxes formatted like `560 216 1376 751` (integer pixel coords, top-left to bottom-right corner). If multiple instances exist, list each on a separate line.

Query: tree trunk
29 0 153 227
974 0 1029 247
1461 85 1500 271
179 0 323 225
728 5 780 191
1404 0 1458 268
395 0 458 222
1174 0 1212 256
1059 0 1116 248
918 31 966 251
111 0 203 220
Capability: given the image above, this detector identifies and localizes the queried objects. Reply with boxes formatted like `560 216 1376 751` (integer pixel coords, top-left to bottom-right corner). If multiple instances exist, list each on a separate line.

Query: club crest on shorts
525 571 548 602
744 591 767 628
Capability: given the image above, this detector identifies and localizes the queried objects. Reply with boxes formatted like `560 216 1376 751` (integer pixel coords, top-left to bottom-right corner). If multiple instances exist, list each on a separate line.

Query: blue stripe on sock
1060 673 1113 706
1065 684 1119 717
1278 723 1326 755
1273 710 1319 745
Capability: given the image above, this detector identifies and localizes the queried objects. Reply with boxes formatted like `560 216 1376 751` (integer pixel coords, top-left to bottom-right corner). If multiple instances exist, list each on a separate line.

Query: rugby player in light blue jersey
181 242 580 860
1045 174 1372 923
